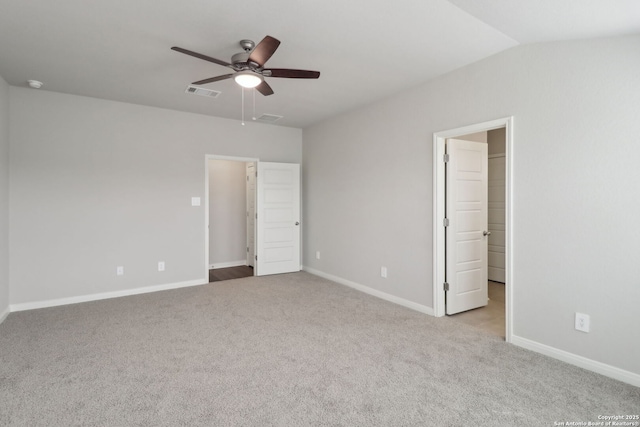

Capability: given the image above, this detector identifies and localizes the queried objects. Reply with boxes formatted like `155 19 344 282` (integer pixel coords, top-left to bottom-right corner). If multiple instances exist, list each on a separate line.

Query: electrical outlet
116 266 124 276
381 266 388 278
316 251 321 260
575 312 590 333
158 261 165 272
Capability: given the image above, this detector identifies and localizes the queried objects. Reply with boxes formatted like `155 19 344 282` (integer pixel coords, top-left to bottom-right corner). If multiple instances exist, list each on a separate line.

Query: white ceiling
0 0 638 128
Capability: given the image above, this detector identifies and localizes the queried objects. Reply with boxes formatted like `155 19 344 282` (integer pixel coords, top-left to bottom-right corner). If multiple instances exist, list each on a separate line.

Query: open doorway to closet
444 129 505 336
433 117 513 342
206 156 257 283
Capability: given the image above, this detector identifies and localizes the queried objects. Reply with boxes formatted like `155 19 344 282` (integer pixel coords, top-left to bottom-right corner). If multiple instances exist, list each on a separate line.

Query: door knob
295 222 300 226
483 230 491 236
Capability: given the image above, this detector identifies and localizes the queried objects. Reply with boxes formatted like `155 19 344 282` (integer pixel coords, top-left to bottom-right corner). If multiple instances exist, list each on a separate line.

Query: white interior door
246 163 256 268
488 155 506 282
446 138 488 315
256 162 301 276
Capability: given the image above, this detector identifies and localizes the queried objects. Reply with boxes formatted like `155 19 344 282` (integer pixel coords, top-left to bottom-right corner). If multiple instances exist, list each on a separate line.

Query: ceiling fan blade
192 74 234 85
255 80 274 96
171 47 232 68
265 68 320 79
248 36 280 67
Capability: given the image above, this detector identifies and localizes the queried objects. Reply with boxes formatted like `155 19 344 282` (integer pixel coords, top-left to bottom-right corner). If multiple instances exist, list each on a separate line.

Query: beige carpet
1 272 638 426
448 281 506 337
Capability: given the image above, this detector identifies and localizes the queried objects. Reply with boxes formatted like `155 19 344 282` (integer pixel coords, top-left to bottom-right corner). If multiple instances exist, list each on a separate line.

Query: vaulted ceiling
0 0 638 128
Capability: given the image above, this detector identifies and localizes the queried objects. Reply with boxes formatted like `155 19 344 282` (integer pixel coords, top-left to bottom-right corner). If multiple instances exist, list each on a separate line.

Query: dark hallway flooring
209 265 254 282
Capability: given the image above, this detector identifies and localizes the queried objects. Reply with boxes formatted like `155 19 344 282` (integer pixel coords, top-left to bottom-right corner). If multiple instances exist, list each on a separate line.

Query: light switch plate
191 197 201 206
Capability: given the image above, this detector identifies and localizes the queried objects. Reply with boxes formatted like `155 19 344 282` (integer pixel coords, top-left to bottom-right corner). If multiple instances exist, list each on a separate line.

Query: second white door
256 162 301 276
445 139 489 315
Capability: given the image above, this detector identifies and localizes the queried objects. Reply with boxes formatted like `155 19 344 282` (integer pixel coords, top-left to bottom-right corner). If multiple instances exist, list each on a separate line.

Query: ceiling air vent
256 114 283 123
185 85 221 98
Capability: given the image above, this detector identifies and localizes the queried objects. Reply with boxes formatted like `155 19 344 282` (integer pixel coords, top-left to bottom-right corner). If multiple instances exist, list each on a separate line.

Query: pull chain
241 87 245 126
252 88 256 121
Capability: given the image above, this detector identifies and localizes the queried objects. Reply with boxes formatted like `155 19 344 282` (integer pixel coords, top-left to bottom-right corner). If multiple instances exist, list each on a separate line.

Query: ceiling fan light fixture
234 71 262 88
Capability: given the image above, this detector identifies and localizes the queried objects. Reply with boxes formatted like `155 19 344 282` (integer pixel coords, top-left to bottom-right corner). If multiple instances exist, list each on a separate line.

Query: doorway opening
432 117 513 342
205 155 259 282
205 157 302 280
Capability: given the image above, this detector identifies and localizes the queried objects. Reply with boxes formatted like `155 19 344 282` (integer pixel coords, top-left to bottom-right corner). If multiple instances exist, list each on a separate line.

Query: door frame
432 117 514 342
245 162 257 268
204 154 259 279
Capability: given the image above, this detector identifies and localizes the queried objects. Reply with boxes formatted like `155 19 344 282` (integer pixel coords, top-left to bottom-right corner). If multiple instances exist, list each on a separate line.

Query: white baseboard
9 278 208 313
0 305 9 324
512 335 640 388
209 260 247 269
303 266 434 316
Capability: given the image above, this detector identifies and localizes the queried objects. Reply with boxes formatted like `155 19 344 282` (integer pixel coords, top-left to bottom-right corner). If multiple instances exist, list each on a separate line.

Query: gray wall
0 74 9 319
9 88 301 305
303 35 640 375
208 159 247 267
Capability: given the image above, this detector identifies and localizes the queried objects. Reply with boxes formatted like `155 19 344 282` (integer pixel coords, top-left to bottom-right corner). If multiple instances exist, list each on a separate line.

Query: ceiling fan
171 36 320 96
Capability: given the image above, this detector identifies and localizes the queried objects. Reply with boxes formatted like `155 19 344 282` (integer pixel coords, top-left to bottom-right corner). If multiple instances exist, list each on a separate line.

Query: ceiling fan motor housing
231 52 253 71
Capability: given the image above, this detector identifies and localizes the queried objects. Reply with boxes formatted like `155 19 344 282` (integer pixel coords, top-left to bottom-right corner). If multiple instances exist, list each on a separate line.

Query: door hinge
443 218 449 227
443 153 450 163
246 247 249 253
255 255 257 261
443 282 450 292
